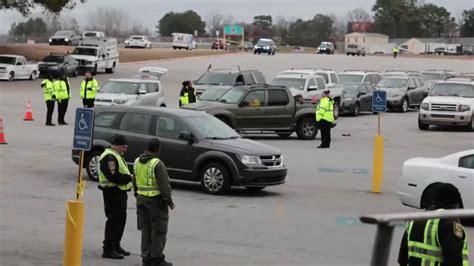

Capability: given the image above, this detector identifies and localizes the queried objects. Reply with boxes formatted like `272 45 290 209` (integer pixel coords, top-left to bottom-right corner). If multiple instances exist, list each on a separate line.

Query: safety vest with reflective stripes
42 79 55 101
80 79 98 99
406 217 469 266
179 92 189 105
316 97 335 122
98 148 132 191
133 157 161 197
53 79 71 100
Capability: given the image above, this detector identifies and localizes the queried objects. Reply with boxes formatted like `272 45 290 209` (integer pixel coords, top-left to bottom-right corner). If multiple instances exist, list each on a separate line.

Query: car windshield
271 78 306 91
339 74 363 83
195 72 236 86
132 36 143 40
384 73 406 77
343 84 359 94
423 80 437 90
42 55 64 63
185 115 240 139
99 81 148 95
347 44 358 48
198 88 229 101
56 31 72 37
429 84 474 98
219 88 247 103
257 40 273 46
316 73 329 83
72 47 97 56
422 73 443 80
0 56 16 65
83 32 98 37
376 78 408 88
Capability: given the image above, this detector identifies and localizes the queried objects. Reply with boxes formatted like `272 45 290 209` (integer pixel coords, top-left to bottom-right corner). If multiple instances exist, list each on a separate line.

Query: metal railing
360 209 474 266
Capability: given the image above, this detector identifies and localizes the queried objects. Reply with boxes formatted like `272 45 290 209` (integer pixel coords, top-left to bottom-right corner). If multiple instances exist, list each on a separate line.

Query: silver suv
338 70 383 86
346 43 366 56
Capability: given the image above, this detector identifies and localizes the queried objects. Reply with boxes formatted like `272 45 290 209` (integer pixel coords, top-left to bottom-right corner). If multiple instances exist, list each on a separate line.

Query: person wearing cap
98 135 133 260
42 74 56 126
178 81 196 107
398 183 469 266
54 73 71 125
315 89 335 148
80 70 99 108
133 139 175 266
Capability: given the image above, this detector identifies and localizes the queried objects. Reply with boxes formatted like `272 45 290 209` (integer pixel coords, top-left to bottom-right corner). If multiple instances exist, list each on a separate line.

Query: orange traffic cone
23 100 34 121
0 118 7 144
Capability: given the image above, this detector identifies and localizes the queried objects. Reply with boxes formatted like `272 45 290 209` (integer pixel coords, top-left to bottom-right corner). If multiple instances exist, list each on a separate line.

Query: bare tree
87 8 130 37
329 14 346 41
346 8 371 22
206 11 234 37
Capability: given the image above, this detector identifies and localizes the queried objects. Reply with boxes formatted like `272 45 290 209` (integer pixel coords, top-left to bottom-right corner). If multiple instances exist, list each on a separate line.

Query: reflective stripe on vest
98 148 132 191
316 97 334 122
42 79 55 101
133 157 161 197
80 79 98 99
180 92 189 105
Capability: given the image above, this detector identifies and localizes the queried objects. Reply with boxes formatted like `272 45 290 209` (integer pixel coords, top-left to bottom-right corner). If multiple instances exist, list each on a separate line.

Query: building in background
344 32 389 49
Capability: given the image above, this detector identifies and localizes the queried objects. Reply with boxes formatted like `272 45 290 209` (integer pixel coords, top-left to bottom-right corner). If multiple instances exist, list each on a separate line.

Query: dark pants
102 188 128 252
82 98 95 108
137 195 169 262
319 119 332 148
45 100 55 124
57 99 68 124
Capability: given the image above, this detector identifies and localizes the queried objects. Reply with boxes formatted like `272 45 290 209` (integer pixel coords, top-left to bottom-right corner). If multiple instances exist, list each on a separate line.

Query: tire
246 187 265 193
346 53 349 56
8 71 14 81
272 51 275 55
277 132 292 138
200 162 231 195
418 116 429 130
352 53 355 56
400 98 408 113
296 117 318 140
268 51 271 55
333 101 340 119
29 70 37 80
464 117 473 132
254 51 257 54
353 103 360 116
85 150 103 182
106 63 115 74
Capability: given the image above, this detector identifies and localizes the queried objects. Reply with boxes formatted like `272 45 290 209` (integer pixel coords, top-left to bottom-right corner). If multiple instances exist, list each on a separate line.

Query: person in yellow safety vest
98 135 133 260
53 73 71 125
315 90 335 148
80 70 99 108
41 74 56 126
398 183 469 266
133 139 175 266
179 80 196 107
393 46 399 58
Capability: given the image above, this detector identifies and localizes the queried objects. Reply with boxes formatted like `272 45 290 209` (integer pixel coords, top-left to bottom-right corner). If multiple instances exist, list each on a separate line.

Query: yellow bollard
371 135 384 193
63 200 84 266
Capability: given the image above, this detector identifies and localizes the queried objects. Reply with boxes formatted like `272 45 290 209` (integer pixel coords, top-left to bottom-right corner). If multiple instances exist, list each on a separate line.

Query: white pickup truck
71 37 119 75
0 54 39 81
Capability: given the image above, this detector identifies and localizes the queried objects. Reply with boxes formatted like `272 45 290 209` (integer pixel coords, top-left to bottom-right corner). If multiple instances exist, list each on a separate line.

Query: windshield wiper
219 99 228 103
205 137 227 140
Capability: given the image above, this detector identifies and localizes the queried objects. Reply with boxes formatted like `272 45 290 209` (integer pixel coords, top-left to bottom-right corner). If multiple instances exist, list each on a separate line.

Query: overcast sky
0 0 472 34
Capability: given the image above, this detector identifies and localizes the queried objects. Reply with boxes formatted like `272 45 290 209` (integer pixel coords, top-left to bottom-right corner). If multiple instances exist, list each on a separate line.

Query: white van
71 37 119 74
172 33 195 50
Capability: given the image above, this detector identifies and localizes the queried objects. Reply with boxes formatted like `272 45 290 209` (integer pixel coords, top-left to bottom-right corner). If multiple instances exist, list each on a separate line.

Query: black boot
115 246 131 256
102 250 124 259
153 258 173 266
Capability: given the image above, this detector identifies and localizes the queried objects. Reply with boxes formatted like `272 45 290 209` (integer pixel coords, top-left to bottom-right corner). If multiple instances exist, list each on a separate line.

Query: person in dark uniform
98 135 133 260
42 74 56 126
178 81 196 107
133 139 175 266
398 183 469 266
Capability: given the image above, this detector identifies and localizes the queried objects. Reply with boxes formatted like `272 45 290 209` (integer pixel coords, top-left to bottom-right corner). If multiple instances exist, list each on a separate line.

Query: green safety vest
80 79 98 99
53 79 70 100
133 157 161 197
42 79 55 101
98 148 132 191
180 92 189 105
406 217 469 266
316 97 334 123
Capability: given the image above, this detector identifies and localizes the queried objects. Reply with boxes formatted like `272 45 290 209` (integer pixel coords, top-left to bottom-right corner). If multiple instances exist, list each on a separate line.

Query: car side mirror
138 88 147 95
308 86 318 91
102 54 106 58
16 62 22 66
179 131 195 142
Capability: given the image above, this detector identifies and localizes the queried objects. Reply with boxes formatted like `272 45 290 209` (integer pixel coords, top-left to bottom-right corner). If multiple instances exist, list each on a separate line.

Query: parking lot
0 53 473 265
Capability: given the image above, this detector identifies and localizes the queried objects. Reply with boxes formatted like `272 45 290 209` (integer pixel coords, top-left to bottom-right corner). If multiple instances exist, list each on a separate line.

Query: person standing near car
80 70 98 108
98 135 133 260
179 81 196 107
393 46 399 58
316 89 335 149
54 73 71 125
42 74 56 126
133 138 175 266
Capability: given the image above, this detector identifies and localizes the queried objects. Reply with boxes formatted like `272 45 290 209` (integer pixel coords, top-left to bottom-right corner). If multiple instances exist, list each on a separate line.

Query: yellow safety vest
80 79 98 99
42 79 55 101
316 97 335 123
98 148 132 191
133 157 161 197
180 92 189 105
53 79 70 100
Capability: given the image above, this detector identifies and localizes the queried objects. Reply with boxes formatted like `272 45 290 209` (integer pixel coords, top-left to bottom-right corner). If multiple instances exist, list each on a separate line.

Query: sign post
371 91 386 193
64 108 94 266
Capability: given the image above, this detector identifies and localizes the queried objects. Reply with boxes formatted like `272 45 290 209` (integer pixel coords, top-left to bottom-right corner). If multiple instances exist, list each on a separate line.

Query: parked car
345 43 365 56
384 70 424 79
172 32 195 50
241 41 254 52
397 149 474 209
49 30 81 46
422 69 455 81
340 82 375 116
420 80 437 98
317 41 335 54
183 84 336 140
0 54 38 81
211 39 225 50
82 31 105 38
95 76 166 107
38 53 78 78
193 68 266 96
418 80 474 131
375 76 425 112
72 106 287 194
253 38 276 55
338 70 383 86
125 35 152 49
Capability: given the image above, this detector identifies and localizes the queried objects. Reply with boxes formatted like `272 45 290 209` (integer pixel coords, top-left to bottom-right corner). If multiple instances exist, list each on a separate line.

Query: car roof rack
343 70 378 73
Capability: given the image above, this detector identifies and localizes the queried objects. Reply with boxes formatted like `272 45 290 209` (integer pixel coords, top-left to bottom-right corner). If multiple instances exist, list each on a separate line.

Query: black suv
38 53 78 77
72 106 287 195
253 38 276 55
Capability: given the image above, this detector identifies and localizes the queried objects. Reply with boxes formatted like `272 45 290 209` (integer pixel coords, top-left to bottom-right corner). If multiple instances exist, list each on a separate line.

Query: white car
0 54 38 81
397 150 474 209
125 35 152 49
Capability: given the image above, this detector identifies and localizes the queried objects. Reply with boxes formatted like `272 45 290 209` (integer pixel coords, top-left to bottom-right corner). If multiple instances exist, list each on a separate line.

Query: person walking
54 73 71 125
133 139 174 266
398 183 469 266
98 135 133 260
42 74 56 126
80 71 98 108
316 90 335 148
178 81 196 107
393 46 399 58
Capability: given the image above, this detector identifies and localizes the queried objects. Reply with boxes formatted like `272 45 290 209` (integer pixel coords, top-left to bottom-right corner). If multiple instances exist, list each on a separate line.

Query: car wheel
8 71 14 81
333 102 340 119
464 117 473 132
421 184 442 209
400 98 408 113
93 65 98 75
418 115 429 130
277 132 292 138
85 150 102 182
29 71 37 80
200 162 231 195
346 53 349 56
353 103 360 116
246 186 265 193
272 51 275 55
296 117 318 140
254 51 257 54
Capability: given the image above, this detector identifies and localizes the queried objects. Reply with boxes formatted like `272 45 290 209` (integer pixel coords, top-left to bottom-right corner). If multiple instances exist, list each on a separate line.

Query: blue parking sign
73 108 95 150
372 90 387 113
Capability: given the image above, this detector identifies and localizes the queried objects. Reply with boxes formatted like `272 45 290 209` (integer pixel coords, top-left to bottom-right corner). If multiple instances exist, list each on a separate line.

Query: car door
264 89 292 128
136 83 156 106
363 84 375 111
358 85 371 111
117 112 154 164
235 90 266 129
406 78 418 105
454 154 474 208
15 57 27 78
413 78 425 104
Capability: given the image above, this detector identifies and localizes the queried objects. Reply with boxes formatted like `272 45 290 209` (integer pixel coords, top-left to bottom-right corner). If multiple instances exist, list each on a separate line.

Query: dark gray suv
72 106 287 194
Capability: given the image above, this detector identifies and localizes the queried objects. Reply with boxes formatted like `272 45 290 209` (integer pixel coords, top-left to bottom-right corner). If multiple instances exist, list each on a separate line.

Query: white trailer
172 33 195 50
71 37 119 74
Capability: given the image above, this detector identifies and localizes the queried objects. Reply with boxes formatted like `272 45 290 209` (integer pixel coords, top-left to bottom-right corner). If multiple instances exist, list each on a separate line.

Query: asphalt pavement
0 53 473 265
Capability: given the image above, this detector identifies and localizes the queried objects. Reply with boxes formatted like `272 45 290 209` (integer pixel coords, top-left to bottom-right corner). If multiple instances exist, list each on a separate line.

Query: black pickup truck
183 84 336 139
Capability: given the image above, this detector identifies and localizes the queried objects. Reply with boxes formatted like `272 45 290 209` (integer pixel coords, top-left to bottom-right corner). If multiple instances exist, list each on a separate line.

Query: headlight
254 45 257 49
113 99 128 105
265 46 270 49
49 38 52 42
237 155 261 165
125 40 129 44
421 103 429 110
458 104 470 112
65 38 69 41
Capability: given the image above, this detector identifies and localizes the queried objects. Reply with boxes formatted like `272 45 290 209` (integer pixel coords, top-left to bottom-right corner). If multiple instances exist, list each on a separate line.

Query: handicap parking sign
73 108 95 150
372 90 387 113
